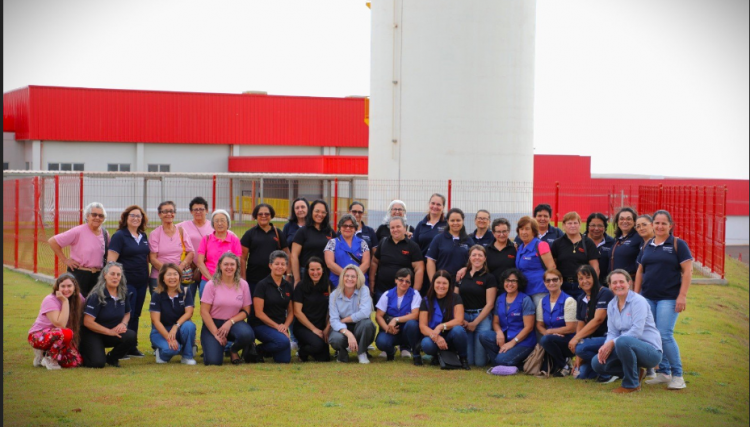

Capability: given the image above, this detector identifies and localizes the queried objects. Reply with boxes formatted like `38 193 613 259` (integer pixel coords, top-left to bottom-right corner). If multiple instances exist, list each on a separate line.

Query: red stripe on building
228 156 368 175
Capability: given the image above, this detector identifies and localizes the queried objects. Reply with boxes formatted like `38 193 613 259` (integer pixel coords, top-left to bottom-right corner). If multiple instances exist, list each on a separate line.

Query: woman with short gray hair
324 214 371 290
48 201 109 296
195 209 242 297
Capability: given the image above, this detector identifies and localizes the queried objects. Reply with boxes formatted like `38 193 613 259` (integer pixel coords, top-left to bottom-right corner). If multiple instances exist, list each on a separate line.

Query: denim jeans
253 324 291 364
539 334 575 372
420 325 468 358
200 319 255 366
463 310 492 367
375 320 420 356
562 281 583 301
199 279 208 298
478 330 534 367
646 298 682 377
127 284 148 348
189 279 200 304
149 321 196 361
575 336 608 380
148 278 158 295
591 336 663 389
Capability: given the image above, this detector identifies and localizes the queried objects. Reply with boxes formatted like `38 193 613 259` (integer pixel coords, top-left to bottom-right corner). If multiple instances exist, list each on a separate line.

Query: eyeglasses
396 278 412 284
191 208 206 213
476 217 490 221
505 279 519 284
391 208 405 212
256 212 271 217
213 218 228 223
313 210 328 215
494 230 509 235
159 210 175 215
350 210 364 215
128 214 142 219
89 213 105 218
544 278 561 283
340 224 355 229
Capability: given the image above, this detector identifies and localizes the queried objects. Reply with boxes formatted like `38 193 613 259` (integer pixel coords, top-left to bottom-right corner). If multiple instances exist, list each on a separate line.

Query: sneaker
337 349 349 363
367 344 375 351
33 349 45 367
378 351 388 358
667 376 687 390
597 375 620 384
127 348 146 358
357 353 370 364
118 354 131 360
646 367 657 379
645 373 672 385
181 357 197 365
401 349 412 358
41 356 61 370
155 349 167 364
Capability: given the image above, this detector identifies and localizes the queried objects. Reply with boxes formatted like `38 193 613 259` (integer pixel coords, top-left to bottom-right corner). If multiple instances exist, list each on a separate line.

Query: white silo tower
368 0 536 227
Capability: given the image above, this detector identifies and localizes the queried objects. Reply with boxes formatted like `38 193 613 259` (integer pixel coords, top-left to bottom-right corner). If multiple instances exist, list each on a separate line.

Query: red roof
3 86 367 147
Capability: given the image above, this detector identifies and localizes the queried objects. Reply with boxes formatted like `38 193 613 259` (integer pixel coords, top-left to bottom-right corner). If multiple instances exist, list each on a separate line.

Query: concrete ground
727 245 749 264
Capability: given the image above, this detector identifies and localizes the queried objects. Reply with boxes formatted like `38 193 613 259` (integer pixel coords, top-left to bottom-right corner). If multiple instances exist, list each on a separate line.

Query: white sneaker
401 349 412 358
155 349 167 364
378 351 387 358
290 341 299 352
645 373 671 385
41 356 61 370
33 349 45 367
357 353 370 364
181 357 197 365
646 368 657 379
367 344 376 351
667 376 686 390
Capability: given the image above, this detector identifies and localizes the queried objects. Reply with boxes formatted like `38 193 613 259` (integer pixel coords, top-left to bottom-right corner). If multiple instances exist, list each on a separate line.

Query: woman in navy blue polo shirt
425 208 475 283
283 197 308 245
293 257 332 362
418 270 469 370
635 214 655 248
536 269 577 377
248 251 294 364
584 213 614 285
478 268 536 373
412 193 447 257
107 205 150 358
636 210 693 390
149 263 197 365
609 207 643 278
456 245 497 367
80 262 137 368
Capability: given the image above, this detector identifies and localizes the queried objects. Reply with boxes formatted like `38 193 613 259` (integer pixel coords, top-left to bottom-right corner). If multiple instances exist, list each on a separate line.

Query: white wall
726 216 749 245
3 133 24 169
42 141 136 171
143 143 229 172
338 147 368 156
238 145 321 156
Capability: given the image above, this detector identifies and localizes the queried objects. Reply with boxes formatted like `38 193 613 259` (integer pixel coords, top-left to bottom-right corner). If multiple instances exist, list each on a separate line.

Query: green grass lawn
3 260 749 427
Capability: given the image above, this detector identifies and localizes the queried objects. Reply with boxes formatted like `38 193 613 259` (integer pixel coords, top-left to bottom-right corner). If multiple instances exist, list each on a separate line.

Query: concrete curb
691 278 728 286
3 266 55 285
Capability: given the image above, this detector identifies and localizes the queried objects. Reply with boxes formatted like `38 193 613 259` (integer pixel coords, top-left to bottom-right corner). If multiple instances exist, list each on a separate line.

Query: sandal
230 352 243 365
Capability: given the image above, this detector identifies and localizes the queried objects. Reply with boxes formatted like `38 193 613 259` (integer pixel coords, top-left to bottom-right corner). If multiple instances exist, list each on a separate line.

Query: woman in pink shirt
178 197 213 301
200 252 254 365
195 209 241 297
28 273 85 369
149 201 195 293
48 202 109 297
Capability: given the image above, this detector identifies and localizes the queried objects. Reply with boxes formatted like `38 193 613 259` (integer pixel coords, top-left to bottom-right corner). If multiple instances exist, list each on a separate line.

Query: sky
3 0 748 180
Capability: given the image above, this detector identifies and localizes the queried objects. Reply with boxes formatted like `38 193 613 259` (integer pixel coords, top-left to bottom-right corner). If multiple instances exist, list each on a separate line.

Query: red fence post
701 186 708 269
251 181 257 212
554 181 560 227
54 175 60 277
14 179 20 269
447 180 452 210
33 177 40 273
79 172 84 225
212 175 217 213
658 184 663 209
333 178 339 232
721 186 727 278
712 186 720 275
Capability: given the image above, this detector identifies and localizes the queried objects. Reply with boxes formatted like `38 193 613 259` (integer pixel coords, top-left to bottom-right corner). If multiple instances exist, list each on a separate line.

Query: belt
465 309 483 313
75 267 101 273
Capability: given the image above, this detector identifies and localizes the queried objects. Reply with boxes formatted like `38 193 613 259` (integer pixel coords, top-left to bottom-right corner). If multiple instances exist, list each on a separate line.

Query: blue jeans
591 336 663 389
200 319 255 366
253 324 291 364
464 310 492 367
127 284 148 347
189 279 200 304
420 326 468 358
562 281 583 301
646 299 682 377
575 336 608 380
478 330 534 367
148 278 158 295
375 320 420 356
199 279 208 298
149 321 196 361
539 334 575 372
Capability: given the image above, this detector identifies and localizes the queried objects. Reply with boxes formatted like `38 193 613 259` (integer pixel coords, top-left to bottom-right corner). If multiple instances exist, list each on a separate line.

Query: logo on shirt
236 295 243 301
510 312 521 317
624 240 632 245
323 292 330 297
285 292 291 297
273 237 279 242
459 244 469 249
401 250 410 255
663 247 674 253
437 226 446 233
508 255 515 259
476 281 484 286
555 316 564 321
577 247 585 253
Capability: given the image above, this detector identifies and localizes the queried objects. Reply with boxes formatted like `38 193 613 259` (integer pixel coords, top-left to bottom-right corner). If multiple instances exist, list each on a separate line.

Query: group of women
31 197 693 393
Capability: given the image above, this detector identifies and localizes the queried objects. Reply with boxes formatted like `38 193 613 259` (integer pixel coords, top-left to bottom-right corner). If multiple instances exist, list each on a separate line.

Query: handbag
177 227 193 285
522 344 553 377
437 349 462 370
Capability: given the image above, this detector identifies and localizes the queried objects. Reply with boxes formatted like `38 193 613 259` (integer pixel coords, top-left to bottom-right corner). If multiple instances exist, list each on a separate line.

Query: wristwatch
442 323 447 332
175 322 181 328
514 337 519 343
395 317 400 324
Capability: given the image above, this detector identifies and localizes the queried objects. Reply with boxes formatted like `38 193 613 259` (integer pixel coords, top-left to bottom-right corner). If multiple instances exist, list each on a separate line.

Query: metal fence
3 171 727 279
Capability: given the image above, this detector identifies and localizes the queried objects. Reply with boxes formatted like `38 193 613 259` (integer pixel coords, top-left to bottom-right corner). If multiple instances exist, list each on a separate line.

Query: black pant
293 323 331 362
79 327 137 368
69 268 100 297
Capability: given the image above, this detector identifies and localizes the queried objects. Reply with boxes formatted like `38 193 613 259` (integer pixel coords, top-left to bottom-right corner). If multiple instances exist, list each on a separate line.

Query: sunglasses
89 213 105 218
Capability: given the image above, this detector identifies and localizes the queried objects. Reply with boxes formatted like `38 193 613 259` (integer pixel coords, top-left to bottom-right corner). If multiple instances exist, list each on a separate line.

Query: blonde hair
210 252 242 290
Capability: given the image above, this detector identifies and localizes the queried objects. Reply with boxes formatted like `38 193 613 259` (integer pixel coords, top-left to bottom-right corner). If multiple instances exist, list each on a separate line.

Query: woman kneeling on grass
28 273 85 369
328 265 375 364
200 252 254 366
150 263 197 365
592 270 663 393
80 262 137 368
478 268 536 374
418 270 469 370
375 268 422 364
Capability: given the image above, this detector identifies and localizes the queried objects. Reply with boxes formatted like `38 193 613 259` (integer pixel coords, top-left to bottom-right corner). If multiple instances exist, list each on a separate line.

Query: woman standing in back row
609 207 643 279
178 197 213 301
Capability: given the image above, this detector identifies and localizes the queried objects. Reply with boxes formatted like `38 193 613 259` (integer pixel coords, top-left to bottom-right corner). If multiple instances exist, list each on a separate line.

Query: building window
26 162 30 170
107 163 131 172
48 163 84 171
3 162 8 170
148 164 170 172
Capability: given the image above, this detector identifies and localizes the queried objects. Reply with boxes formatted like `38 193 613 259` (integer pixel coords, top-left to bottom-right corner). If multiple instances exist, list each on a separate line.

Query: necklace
572 239 581 253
